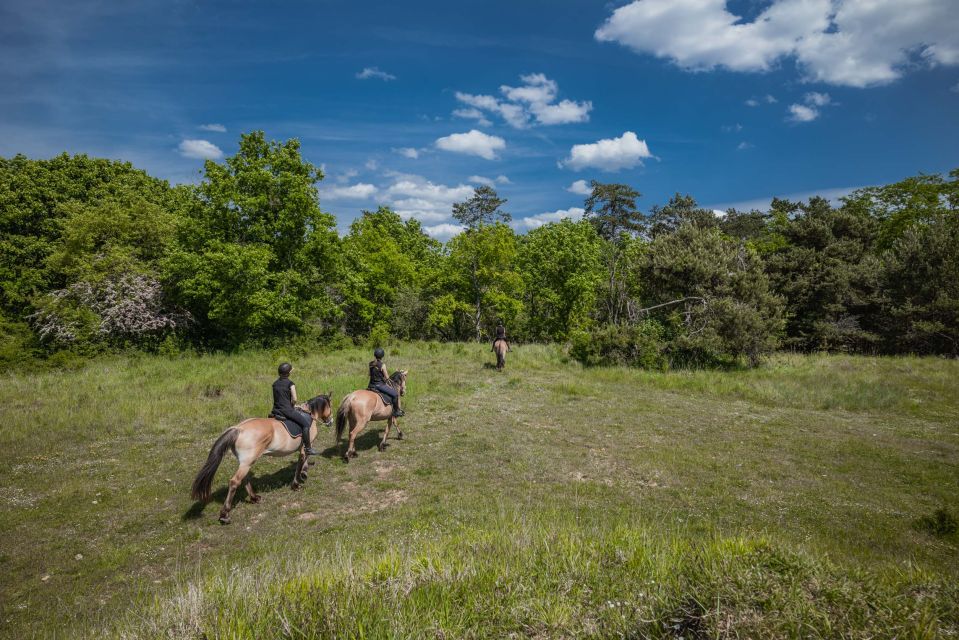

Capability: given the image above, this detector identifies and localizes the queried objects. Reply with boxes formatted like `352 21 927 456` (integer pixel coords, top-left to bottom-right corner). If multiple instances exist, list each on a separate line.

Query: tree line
1 131 956 369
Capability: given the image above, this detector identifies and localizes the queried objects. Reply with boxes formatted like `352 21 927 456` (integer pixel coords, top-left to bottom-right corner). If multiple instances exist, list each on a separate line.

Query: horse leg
219 462 252 524
292 449 309 490
346 419 363 461
244 472 260 504
379 418 392 451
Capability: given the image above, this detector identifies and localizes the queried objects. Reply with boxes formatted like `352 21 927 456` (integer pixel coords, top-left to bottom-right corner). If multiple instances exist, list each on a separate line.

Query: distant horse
190 394 333 524
335 371 408 462
493 339 509 370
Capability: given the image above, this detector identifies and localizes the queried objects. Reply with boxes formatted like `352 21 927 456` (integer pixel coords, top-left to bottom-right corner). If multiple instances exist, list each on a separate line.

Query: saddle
371 389 394 406
268 411 308 438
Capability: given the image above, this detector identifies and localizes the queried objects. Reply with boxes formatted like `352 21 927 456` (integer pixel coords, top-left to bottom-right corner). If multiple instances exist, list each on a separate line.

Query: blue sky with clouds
3 0 958 237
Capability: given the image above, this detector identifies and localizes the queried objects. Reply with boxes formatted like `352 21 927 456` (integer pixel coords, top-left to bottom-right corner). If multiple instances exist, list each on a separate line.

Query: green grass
1 343 958 638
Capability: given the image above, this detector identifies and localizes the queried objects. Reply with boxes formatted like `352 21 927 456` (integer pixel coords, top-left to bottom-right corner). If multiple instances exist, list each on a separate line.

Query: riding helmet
373 347 385 360
278 362 293 377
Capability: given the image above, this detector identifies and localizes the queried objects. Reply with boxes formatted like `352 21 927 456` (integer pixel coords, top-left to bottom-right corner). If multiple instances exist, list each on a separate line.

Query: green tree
643 224 784 366
432 223 523 341
340 207 441 338
520 219 603 341
763 197 882 352
452 185 511 229
165 131 340 346
646 193 719 238
583 181 645 324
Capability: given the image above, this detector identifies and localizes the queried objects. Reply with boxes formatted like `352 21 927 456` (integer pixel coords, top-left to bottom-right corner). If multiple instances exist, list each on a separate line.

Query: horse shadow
182 461 303 521
318 429 386 459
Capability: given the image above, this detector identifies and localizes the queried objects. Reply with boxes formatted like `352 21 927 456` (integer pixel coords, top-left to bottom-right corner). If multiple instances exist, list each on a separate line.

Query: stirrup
392 409 405 417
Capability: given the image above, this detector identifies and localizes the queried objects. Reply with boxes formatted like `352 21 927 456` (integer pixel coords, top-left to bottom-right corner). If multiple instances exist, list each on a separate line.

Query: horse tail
335 397 350 443
191 427 239 501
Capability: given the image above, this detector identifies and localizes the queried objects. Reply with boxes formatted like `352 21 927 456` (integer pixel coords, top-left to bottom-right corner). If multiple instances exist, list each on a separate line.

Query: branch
636 296 707 316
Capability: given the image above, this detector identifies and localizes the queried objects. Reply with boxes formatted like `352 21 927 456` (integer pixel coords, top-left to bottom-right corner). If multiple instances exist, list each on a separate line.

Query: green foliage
644 224 784 366
520 219 603 341
763 197 882 352
915 508 958 537
646 193 719 238
434 222 523 341
340 207 441 338
569 320 666 368
452 185 510 228
165 132 340 347
583 180 644 240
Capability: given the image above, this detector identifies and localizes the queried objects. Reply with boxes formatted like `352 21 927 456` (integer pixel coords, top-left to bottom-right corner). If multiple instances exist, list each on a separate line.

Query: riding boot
302 426 319 456
392 398 405 418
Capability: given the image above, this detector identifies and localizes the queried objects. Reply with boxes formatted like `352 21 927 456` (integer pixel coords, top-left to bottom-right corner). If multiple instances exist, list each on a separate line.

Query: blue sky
2 0 958 238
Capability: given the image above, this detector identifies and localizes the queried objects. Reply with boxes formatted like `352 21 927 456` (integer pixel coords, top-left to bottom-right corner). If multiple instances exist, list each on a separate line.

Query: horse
190 394 333 524
335 370 408 462
493 339 509 370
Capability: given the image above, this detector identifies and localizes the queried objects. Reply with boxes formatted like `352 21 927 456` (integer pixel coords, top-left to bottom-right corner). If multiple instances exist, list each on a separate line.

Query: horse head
307 392 334 426
391 370 408 396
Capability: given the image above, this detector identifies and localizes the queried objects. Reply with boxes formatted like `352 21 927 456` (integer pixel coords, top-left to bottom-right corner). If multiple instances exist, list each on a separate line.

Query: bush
569 321 667 369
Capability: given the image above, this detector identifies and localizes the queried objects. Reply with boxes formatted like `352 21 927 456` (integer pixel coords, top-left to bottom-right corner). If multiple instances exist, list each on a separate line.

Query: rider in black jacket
271 362 318 455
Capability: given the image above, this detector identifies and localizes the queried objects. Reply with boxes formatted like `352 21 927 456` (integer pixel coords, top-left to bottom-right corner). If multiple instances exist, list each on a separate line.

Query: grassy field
1 343 958 638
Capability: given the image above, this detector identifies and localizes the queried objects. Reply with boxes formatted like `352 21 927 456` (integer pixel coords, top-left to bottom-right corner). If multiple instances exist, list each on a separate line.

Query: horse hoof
250 495 262 504
219 515 231 525
291 483 301 491
378 443 387 452
397 433 403 440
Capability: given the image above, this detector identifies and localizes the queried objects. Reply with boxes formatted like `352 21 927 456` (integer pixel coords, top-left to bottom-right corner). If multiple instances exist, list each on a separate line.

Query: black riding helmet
373 347 385 360
278 362 293 377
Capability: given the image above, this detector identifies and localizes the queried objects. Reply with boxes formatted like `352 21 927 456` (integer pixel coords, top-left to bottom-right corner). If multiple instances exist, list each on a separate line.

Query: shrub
569 321 667 369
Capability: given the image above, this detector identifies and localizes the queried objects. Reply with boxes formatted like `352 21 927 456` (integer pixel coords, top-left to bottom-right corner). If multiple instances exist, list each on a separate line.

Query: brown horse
493 339 509 370
335 371 407 462
190 394 333 524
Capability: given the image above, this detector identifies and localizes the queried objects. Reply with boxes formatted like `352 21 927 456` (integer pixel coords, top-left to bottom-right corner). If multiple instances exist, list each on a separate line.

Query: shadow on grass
318 430 390 459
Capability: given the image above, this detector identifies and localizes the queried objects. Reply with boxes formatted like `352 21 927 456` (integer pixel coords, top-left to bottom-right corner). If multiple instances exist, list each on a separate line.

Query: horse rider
492 320 509 351
271 362 318 455
368 347 404 417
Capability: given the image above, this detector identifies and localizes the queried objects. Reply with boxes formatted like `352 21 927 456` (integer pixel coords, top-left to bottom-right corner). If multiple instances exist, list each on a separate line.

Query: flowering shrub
30 275 187 345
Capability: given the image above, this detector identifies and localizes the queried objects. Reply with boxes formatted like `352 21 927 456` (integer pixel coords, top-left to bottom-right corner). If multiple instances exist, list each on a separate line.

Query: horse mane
389 371 405 384
306 394 330 414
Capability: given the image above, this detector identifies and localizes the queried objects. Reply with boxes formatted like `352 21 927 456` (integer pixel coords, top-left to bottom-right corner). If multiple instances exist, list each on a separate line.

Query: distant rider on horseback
271 362 318 456
492 320 509 352
369 348 404 417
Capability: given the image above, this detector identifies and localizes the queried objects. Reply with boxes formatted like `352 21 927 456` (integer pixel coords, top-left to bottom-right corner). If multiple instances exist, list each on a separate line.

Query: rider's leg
378 385 404 417
292 410 318 455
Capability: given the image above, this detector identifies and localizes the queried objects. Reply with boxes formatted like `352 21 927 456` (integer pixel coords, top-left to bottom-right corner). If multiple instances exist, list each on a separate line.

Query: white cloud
178 139 222 160
435 130 506 160
567 179 592 195
423 223 466 240
745 98 760 107
198 123 226 132
787 91 834 123
708 185 862 212
595 0 959 88
356 67 396 81
467 175 511 186
514 207 585 230
454 73 592 128
560 131 652 172
722 123 743 132
452 107 493 126
322 183 378 200
737 141 754 150
787 104 819 122
382 174 475 223
365 159 379 171
765 94 778 104
393 147 420 159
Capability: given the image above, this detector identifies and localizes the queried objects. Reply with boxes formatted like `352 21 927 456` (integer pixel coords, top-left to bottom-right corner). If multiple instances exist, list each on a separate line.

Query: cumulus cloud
422 223 466 240
393 147 420 159
178 139 222 160
453 107 493 127
560 131 652 172
198 123 226 132
595 0 959 88
381 174 475 223
787 91 833 122
322 183 378 200
566 179 592 196
454 73 592 128
514 207 585 230
356 67 396 81
435 130 506 160
468 175 511 186
737 141 754 150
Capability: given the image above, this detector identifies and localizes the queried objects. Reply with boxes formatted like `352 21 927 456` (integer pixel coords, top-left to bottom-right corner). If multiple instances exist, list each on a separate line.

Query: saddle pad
279 419 302 438
376 391 393 406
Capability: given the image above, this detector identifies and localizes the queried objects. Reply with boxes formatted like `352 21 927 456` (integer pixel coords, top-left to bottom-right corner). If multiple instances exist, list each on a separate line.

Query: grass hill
1 343 957 638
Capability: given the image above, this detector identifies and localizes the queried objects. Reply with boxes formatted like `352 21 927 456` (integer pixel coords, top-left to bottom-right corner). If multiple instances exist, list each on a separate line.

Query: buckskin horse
335 370 407 462
190 394 333 524
493 338 509 370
